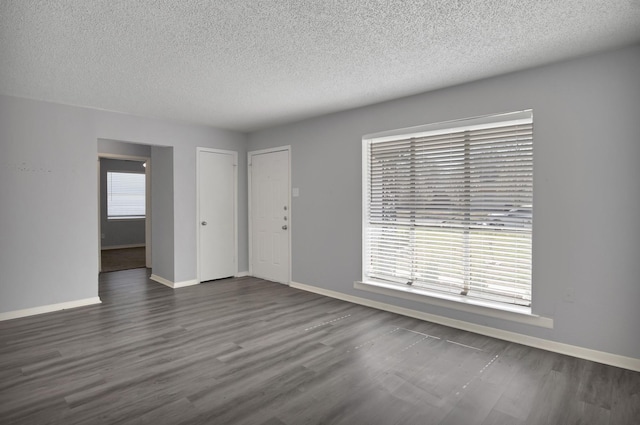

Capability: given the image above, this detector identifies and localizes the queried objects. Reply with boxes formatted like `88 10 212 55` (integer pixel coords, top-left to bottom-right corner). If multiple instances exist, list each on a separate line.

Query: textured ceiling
1 1 639 132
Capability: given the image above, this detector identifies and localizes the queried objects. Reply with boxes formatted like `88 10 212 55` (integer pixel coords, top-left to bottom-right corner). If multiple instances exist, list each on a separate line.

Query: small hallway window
107 171 145 219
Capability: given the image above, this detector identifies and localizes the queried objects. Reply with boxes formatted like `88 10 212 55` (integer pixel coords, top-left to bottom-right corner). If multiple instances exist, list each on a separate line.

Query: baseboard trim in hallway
150 274 199 289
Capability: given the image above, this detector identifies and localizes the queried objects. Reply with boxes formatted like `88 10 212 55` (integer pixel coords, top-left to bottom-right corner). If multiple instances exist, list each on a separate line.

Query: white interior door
198 149 237 282
250 148 290 284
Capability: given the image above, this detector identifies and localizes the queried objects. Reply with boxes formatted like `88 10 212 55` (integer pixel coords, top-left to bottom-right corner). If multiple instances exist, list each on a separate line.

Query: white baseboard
174 279 199 288
290 281 640 372
150 274 174 288
235 271 249 278
0 297 102 321
101 243 145 250
150 274 199 289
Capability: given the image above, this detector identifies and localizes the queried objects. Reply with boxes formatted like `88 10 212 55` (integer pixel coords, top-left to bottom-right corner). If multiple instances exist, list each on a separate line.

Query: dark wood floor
101 247 146 273
1 269 638 424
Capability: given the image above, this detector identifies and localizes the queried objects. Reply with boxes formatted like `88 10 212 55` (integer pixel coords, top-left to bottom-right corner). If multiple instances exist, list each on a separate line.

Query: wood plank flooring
1 269 639 424
100 247 146 272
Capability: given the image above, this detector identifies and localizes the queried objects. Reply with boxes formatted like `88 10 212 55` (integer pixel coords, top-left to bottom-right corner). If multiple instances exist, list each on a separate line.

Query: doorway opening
98 152 151 273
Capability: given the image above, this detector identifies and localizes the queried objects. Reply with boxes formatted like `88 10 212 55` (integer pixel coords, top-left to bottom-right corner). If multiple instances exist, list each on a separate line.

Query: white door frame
248 145 291 283
98 153 152 270
97 158 101 273
196 147 238 283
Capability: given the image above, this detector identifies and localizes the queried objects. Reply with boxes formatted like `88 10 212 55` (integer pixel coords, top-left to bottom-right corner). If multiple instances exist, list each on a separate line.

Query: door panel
250 149 290 283
198 150 236 282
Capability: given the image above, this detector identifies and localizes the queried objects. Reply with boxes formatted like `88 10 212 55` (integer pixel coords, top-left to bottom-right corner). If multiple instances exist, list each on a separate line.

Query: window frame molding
354 280 551 328
361 110 536 317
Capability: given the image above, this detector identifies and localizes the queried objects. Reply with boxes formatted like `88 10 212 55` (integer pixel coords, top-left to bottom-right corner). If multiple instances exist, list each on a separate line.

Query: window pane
107 171 145 219
364 111 532 308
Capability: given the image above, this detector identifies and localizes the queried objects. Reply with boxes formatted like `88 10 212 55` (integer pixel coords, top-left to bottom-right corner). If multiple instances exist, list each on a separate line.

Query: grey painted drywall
99 158 146 248
91 112 249 283
98 139 151 158
0 97 99 312
0 94 247 313
248 44 640 359
151 146 174 281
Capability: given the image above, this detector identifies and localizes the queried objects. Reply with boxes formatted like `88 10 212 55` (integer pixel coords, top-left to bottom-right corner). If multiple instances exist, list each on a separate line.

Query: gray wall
0 96 99 312
99 158 146 248
151 146 175 281
0 94 247 313
98 139 152 158
247 44 640 359
91 113 249 283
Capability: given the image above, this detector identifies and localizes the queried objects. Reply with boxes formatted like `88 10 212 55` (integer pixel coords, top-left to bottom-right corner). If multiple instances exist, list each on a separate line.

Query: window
363 110 533 308
107 171 146 219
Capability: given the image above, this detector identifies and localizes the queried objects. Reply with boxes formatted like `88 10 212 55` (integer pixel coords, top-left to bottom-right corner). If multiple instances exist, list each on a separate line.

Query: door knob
282 225 288 230
201 221 207 226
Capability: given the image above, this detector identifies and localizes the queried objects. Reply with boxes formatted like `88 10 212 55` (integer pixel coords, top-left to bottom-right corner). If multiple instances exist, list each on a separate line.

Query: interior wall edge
149 274 199 289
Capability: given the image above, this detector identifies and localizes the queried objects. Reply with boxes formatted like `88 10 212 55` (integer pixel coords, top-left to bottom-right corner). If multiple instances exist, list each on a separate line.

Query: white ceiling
1 1 639 132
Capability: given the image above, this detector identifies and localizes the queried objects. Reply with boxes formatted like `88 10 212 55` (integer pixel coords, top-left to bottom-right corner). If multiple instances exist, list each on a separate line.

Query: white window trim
362 110 533 142
362 110 536 318
354 280 551 328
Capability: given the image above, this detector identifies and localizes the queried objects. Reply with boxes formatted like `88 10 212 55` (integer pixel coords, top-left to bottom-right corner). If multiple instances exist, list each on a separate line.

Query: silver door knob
282 225 288 230
201 221 207 226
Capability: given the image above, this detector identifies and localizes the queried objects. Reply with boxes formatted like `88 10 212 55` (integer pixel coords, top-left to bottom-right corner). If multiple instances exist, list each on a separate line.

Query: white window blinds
107 171 146 219
364 111 533 307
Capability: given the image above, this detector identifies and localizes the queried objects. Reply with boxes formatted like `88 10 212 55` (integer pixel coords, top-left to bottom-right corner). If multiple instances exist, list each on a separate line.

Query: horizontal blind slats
365 115 532 307
107 171 146 218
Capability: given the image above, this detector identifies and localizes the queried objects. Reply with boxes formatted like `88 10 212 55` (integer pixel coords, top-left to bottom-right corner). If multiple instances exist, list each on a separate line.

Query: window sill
107 217 146 221
354 280 553 329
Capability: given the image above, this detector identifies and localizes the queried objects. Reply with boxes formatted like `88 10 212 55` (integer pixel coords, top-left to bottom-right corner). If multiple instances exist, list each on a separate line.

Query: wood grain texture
100 247 146 272
0 268 638 424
